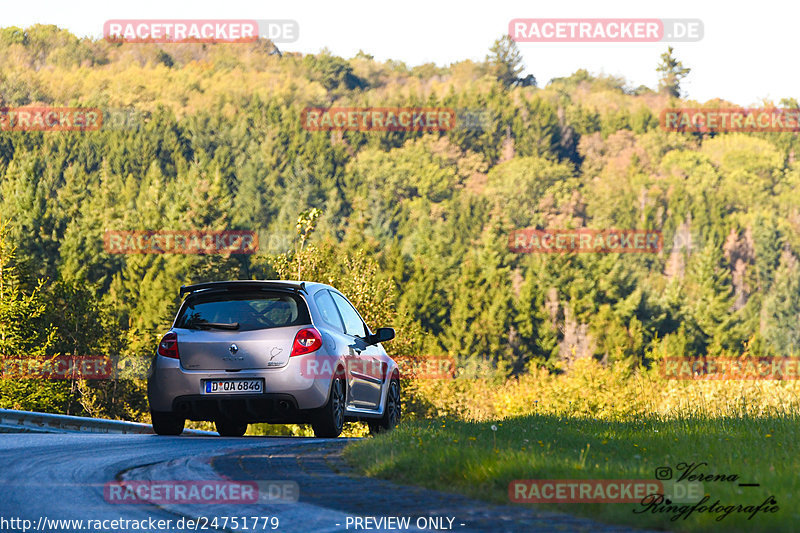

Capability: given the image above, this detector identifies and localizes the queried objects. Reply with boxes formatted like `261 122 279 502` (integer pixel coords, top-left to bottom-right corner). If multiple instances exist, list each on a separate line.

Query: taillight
157 332 179 359
290 327 323 357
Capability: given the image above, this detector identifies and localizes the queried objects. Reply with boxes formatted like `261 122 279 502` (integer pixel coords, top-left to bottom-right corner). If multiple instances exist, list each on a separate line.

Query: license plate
204 379 263 394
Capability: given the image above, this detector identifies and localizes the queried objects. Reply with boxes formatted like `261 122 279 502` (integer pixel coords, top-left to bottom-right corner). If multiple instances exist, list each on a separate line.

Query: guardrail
0 408 215 435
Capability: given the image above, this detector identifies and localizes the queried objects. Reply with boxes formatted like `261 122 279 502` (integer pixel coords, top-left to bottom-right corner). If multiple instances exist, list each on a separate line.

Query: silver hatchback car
147 280 400 437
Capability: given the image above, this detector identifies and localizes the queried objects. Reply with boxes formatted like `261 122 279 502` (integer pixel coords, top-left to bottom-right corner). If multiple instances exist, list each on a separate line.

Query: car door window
314 290 345 332
330 292 367 338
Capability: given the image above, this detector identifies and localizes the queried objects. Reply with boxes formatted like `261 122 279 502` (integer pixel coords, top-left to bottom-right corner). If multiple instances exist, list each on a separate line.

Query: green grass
344 413 800 532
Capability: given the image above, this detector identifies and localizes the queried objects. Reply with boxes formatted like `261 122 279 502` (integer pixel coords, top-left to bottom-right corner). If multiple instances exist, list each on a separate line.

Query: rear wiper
194 322 240 330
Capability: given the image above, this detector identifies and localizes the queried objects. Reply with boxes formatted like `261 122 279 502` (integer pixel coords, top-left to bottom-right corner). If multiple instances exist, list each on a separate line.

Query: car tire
368 377 401 435
215 418 248 437
312 375 345 438
151 411 185 436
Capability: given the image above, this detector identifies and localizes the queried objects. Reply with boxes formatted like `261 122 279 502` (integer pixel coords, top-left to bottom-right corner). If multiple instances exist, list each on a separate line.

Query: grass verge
344 413 799 532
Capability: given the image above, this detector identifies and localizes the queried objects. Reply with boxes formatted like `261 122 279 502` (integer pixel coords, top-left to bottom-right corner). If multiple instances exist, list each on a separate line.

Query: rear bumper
171 393 308 423
147 353 332 418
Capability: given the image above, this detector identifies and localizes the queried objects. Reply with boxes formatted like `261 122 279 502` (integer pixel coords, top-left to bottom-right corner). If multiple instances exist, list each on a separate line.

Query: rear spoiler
179 281 307 297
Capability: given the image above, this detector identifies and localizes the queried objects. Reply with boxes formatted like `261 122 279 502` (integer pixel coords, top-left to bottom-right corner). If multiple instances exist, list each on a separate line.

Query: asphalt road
0 433 653 533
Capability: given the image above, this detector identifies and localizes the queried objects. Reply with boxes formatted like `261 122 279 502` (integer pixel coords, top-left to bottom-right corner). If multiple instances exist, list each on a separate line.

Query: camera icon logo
655 466 673 480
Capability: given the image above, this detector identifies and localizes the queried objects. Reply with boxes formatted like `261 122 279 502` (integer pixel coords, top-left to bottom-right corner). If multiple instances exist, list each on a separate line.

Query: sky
3 0 793 106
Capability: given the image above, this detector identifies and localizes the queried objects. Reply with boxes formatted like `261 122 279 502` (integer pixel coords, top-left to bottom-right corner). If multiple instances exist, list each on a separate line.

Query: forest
1 25 799 423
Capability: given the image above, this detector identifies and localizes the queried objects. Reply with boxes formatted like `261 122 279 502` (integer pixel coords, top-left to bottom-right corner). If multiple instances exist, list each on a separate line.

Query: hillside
2 25 800 418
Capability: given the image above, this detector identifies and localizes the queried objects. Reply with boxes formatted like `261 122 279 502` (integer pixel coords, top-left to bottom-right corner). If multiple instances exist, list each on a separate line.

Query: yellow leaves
403 356 800 422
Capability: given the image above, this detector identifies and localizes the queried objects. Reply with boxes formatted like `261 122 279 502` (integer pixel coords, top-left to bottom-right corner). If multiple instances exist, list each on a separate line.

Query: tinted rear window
175 291 310 332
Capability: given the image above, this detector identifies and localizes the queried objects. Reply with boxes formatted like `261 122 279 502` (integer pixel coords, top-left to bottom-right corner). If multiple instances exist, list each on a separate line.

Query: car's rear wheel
312 375 345 438
215 418 248 437
151 411 185 436
368 377 401 435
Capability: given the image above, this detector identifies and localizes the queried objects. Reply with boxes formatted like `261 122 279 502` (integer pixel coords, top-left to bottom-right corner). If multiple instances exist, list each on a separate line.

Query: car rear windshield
175 290 311 332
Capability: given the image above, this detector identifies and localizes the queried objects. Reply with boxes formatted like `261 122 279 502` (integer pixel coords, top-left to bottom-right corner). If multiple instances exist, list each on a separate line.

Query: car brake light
158 332 179 359
290 327 323 357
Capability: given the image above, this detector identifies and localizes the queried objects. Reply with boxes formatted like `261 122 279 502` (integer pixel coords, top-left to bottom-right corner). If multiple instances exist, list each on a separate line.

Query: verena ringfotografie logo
641 463 778 522
301 107 455 132
104 480 298 504
509 229 662 254
661 108 800 133
662 357 800 380
104 20 299 44
509 19 703 42
103 230 258 255
0 107 102 131
1 356 113 379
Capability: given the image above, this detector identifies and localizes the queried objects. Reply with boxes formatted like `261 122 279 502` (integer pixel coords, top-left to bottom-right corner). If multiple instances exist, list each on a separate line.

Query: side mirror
368 327 395 345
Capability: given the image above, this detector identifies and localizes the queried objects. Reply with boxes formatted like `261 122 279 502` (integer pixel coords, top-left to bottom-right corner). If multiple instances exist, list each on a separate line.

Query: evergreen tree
656 46 691 97
486 35 533 88
761 251 800 355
